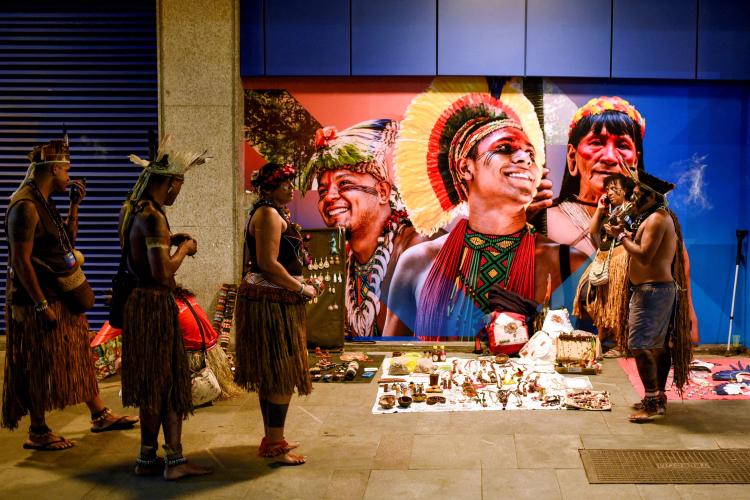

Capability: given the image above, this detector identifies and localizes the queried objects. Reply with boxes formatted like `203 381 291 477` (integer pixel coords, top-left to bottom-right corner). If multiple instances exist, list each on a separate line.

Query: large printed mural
243 76 746 345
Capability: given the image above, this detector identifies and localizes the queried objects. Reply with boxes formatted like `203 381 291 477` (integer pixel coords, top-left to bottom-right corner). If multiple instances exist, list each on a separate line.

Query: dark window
0 5 158 333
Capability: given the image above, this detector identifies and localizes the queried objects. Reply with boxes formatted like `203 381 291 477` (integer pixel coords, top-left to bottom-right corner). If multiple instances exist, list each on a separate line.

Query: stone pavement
1 354 750 499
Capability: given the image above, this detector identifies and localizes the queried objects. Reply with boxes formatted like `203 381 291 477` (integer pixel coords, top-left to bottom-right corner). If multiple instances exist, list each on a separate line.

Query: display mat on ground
307 354 385 384
580 449 750 484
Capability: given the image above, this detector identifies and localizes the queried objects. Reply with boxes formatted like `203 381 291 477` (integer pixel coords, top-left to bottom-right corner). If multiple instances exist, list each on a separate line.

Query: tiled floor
1 355 750 499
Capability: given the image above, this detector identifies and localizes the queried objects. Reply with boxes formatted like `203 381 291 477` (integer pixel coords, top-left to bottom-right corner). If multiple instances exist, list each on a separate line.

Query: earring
328 304 333 311
333 303 339 310
325 272 331 282
324 257 330 268
167 185 173 193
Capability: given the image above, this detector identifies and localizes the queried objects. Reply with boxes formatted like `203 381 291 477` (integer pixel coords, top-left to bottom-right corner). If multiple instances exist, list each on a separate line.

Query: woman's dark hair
603 173 636 200
554 110 644 205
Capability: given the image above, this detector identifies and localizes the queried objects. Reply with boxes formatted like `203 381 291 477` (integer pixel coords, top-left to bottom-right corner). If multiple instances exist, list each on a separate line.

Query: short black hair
604 173 636 199
555 110 645 205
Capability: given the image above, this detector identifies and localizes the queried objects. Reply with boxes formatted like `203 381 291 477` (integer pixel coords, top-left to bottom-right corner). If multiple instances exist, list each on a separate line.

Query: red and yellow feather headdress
395 78 545 236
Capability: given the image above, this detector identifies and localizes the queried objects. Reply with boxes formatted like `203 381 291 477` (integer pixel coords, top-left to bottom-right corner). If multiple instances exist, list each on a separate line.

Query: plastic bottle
432 346 439 362
439 346 446 362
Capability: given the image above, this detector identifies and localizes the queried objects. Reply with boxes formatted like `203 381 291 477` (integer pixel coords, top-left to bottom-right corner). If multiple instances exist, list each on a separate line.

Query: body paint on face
339 184 379 196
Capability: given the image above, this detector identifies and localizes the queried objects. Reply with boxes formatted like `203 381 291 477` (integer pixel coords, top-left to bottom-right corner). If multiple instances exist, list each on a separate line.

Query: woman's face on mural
317 170 389 235
463 127 540 206
567 124 639 204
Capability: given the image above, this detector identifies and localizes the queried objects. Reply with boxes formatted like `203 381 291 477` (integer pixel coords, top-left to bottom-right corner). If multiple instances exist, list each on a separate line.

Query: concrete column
157 0 244 339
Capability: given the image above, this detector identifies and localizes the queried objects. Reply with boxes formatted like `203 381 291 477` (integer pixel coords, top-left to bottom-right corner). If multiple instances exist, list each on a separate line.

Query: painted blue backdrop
548 79 749 346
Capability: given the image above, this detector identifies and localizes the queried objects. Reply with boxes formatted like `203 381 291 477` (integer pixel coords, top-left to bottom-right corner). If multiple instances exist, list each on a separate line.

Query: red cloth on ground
617 358 750 400
91 295 218 351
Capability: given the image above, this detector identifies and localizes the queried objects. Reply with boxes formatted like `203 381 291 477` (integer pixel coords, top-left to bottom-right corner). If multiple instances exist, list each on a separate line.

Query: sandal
90 407 138 433
603 348 625 358
23 436 74 451
629 396 664 421
260 440 305 464
23 424 75 451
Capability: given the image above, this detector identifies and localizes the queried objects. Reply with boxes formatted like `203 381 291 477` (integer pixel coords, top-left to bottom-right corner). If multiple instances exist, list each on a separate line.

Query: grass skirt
574 244 629 336
234 281 312 397
2 300 99 430
121 285 193 418
188 346 243 401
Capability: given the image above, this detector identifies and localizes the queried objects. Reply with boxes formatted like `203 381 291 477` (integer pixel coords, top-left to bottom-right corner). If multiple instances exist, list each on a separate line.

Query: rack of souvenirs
302 228 347 350
372 353 611 413
302 228 346 310
212 283 237 350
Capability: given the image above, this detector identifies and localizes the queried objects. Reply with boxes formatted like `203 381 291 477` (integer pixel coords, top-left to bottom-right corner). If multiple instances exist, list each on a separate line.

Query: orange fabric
91 295 217 351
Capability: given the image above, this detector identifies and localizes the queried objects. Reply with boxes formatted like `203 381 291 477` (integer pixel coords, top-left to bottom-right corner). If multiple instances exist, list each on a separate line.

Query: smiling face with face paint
316 169 391 238
457 127 541 208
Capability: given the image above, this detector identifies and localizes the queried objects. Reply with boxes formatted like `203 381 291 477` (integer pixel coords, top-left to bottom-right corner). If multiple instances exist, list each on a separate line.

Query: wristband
617 232 627 243
33 299 49 313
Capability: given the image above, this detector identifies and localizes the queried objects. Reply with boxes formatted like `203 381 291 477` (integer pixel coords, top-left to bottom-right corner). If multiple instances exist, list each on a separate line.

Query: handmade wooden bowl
379 395 396 409
398 396 413 408
412 393 427 403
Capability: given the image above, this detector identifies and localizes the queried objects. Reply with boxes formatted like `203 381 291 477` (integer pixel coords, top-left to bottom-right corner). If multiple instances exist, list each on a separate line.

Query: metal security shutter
0 6 157 333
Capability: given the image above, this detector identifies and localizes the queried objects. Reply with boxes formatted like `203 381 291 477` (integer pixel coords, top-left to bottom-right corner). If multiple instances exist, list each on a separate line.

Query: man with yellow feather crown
384 78 588 340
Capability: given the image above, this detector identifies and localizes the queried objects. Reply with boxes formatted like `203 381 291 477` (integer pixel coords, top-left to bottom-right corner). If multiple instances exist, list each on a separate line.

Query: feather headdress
299 119 399 196
126 133 210 204
11 126 71 198
618 156 675 200
395 77 545 236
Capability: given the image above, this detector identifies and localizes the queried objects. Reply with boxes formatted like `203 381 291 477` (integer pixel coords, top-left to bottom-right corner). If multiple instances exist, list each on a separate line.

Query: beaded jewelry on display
346 210 412 337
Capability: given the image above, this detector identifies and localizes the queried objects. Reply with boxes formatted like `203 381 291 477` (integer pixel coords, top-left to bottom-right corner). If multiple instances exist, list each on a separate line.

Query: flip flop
23 437 74 451
603 349 625 358
90 416 137 433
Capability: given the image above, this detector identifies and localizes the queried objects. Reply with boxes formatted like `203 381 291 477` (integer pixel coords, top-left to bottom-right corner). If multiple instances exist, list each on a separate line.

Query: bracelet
33 300 49 313
617 232 627 243
298 282 306 294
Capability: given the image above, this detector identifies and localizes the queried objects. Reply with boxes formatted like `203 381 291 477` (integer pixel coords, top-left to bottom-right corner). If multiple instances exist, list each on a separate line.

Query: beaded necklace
27 180 72 253
346 210 411 337
456 226 528 313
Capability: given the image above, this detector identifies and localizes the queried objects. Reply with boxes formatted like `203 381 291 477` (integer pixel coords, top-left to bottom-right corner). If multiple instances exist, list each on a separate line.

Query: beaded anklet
90 407 111 424
29 424 52 439
136 445 160 467
163 444 188 468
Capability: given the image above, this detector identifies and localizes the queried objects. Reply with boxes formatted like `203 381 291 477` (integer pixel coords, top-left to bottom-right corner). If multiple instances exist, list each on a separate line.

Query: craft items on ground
373 355 610 414
308 351 383 384
617 358 750 400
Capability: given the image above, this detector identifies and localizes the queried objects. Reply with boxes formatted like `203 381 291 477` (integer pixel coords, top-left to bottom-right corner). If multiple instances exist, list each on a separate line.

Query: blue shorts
628 281 677 350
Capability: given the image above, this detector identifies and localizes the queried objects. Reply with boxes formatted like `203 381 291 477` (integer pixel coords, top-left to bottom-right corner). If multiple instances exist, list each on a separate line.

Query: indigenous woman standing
575 173 635 354
234 163 318 464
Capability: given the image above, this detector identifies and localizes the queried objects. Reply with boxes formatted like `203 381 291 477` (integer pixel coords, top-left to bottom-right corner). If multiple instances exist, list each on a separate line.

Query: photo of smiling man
299 120 435 338
383 78 587 340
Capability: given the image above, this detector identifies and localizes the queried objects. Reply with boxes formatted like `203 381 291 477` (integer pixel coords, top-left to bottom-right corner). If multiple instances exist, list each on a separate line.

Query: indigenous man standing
604 166 692 421
299 120 434 337
384 78 587 340
119 136 212 479
3 136 138 450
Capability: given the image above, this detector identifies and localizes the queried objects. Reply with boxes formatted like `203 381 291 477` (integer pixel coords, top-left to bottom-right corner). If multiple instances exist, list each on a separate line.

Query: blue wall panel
240 0 264 76
612 0 697 79
265 0 350 75
352 0 436 76
526 0 610 78
438 0 525 76
698 0 750 80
